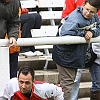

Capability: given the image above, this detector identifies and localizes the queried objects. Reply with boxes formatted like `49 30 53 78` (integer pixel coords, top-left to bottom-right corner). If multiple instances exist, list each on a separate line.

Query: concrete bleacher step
35 69 59 84
79 82 91 98
18 55 56 70
78 98 90 100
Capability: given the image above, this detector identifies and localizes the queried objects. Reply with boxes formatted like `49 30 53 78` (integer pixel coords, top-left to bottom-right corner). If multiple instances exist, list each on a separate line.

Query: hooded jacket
52 6 100 69
0 0 20 39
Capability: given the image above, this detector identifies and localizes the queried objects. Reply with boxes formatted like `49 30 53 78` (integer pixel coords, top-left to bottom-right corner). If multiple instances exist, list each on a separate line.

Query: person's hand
5 0 11 2
21 8 29 14
84 31 93 43
9 37 17 47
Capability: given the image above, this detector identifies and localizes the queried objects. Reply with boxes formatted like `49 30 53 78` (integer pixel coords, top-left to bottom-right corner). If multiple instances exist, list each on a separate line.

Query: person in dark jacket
52 0 100 99
0 0 20 78
18 0 43 57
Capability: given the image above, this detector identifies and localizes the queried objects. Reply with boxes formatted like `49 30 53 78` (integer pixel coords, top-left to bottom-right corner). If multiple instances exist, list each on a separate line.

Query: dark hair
18 66 35 81
84 0 100 10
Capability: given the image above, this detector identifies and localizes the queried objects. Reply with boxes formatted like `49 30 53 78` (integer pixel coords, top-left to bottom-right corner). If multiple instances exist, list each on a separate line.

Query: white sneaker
19 51 36 57
34 51 43 56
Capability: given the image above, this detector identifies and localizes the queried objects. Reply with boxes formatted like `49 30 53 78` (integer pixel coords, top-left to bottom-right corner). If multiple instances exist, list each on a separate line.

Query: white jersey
0 78 64 100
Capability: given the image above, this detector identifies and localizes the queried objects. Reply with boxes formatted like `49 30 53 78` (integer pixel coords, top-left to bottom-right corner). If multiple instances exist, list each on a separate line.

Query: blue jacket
52 6 100 69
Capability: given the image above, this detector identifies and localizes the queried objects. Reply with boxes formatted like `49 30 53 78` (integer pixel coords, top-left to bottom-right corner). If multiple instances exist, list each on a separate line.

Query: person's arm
0 78 19 100
35 83 64 100
60 18 85 37
7 0 20 47
90 14 100 37
92 43 100 58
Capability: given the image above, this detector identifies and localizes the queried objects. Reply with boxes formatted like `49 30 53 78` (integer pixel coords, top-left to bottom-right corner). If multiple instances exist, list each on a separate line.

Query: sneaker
34 51 43 56
19 51 36 57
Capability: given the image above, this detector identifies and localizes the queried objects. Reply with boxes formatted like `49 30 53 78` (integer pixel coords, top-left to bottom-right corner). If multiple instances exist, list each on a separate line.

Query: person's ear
33 79 35 82
82 2 85 7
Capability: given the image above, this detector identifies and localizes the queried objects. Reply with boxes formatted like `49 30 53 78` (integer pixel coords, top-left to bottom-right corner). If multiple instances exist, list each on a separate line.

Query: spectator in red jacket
62 0 84 18
62 0 100 18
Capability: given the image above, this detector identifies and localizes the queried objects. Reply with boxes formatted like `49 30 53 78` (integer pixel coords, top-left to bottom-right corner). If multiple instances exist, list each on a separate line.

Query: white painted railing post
0 47 10 91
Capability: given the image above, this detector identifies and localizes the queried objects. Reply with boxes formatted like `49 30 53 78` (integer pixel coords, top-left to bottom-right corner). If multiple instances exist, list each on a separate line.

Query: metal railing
0 36 100 91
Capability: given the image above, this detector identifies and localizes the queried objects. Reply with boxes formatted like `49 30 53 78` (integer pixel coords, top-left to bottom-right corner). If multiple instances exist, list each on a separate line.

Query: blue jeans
70 69 83 100
89 62 100 92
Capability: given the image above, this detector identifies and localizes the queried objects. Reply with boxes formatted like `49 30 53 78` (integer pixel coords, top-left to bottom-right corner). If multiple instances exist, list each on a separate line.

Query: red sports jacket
11 81 48 100
62 0 100 18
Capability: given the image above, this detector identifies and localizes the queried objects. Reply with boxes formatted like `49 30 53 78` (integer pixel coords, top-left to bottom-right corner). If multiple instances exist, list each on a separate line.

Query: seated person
0 66 64 100
19 8 43 57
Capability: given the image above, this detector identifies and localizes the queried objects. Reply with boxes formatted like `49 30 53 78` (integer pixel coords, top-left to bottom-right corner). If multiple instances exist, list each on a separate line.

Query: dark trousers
10 52 18 79
20 13 42 52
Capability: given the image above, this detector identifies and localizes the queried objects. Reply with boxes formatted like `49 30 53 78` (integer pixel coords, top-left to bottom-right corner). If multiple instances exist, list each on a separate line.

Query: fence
0 36 100 91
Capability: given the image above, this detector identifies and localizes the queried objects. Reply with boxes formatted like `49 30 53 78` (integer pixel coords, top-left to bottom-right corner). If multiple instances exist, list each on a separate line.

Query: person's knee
32 13 41 21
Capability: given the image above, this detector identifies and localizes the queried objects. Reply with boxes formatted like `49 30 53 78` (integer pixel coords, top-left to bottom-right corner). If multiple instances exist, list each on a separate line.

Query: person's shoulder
69 6 82 16
7 78 18 86
7 78 19 92
11 0 19 6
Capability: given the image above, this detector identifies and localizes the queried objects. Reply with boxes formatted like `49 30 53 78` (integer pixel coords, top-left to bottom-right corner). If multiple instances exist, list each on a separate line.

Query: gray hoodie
0 0 20 40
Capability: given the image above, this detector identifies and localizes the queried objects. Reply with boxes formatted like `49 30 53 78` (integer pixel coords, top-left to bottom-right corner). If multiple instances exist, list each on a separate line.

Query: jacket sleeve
35 83 64 100
7 0 20 40
92 43 100 58
0 78 19 100
91 14 100 37
60 18 85 37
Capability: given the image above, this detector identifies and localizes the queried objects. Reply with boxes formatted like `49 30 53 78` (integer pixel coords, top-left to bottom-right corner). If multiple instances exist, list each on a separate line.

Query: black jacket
0 0 20 39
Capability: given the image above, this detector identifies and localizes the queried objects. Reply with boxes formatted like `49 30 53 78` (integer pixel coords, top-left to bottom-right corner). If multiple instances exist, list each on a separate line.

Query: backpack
85 43 97 68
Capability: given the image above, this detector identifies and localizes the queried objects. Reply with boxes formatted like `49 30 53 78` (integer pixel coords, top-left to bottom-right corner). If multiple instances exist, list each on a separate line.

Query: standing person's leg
56 64 77 100
89 63 100 100
70 69 83 100
9 52 18 79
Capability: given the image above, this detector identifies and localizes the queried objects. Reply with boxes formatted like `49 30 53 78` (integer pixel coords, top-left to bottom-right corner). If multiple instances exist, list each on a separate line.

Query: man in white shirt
0 66 64 100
